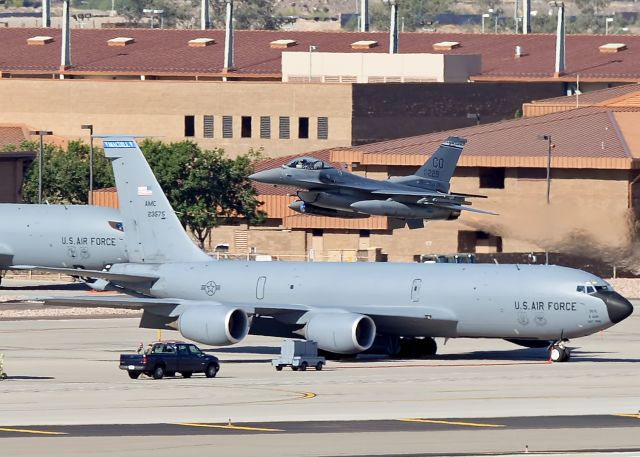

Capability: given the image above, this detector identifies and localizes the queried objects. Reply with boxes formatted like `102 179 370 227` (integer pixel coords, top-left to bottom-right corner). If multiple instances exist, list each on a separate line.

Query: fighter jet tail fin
413 136 466 192
102 137 210 264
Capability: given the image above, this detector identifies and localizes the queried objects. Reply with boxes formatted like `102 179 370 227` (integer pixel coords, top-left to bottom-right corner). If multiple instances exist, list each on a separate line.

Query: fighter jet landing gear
549 341 571 362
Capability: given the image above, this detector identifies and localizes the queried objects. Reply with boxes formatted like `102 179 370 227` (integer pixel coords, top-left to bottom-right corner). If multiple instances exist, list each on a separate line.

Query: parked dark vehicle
119 341 220 380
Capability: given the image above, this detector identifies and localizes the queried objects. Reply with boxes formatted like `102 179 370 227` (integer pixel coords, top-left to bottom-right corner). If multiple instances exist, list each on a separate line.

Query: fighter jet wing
11 265 159 284
431 202 498 215
370 189 444 197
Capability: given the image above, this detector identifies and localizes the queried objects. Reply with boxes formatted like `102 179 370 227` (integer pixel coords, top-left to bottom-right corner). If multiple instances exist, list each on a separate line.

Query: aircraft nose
248 169 281 184
596 291 634 324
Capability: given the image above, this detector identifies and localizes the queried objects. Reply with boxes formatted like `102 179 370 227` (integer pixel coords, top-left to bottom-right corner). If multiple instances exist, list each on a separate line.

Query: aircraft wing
12 265 159 284
432 203 498 215
370 189 443 197
37 294 456 336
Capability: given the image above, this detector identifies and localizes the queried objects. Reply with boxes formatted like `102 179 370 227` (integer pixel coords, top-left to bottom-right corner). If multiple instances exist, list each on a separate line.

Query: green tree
369 0 452 32
140 140 265 248
197 0 284 30
21 140 114 204
117 0 195 27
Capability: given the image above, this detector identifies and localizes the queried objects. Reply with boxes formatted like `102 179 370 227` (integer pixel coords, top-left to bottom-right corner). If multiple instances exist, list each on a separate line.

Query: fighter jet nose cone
599 291 634 324
249 170 278 183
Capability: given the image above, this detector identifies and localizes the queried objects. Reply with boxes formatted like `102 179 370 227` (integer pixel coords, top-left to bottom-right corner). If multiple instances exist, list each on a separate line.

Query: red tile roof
2 28 640 81
0 125 28 150
530 83 640 105
349 106 638 162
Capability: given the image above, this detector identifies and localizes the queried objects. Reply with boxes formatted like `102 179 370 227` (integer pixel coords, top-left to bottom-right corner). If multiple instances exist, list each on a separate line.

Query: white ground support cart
272 340 325 371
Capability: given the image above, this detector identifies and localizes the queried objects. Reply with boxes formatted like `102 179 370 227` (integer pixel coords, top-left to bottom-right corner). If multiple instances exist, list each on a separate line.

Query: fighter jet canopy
285 157 333 170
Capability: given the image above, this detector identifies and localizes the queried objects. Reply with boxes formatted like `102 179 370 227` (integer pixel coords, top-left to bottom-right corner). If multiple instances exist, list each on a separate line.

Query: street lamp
308 45 318 82
605 17 614 35
29 130 53 204
81 124 94 205
537 134 553 204
481 13 490 33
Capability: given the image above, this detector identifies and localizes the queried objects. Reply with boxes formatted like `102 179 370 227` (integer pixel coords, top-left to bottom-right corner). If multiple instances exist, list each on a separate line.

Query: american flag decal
137 186 152 196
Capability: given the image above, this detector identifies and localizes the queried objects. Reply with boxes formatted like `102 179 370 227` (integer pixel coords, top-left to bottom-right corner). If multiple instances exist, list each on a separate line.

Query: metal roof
2 28 640 81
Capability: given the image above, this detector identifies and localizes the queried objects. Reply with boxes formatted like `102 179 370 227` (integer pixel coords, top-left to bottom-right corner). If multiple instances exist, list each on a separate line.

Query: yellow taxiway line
616 413 640 419
399 418 505 428
0 427 67 435
176 422 283 432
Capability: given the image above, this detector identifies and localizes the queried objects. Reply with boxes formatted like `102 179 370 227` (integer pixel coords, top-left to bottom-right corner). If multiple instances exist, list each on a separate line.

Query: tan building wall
0 79 353 157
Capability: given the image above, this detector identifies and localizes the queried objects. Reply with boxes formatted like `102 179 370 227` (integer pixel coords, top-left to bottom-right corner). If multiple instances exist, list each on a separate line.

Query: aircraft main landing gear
549 342 571 362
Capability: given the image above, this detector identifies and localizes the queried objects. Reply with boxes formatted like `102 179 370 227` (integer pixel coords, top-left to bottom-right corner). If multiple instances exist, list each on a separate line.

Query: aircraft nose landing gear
549 341 571 362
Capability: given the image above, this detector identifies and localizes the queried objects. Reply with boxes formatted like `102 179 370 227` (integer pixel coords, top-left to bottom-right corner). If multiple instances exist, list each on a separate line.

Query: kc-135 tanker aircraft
249 137 494 229
18 137 633 362
0 204 127 284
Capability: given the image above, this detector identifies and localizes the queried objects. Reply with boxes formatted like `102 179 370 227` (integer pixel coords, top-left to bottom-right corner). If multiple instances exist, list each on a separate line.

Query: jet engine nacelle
178 306 249 346
303 312 376 354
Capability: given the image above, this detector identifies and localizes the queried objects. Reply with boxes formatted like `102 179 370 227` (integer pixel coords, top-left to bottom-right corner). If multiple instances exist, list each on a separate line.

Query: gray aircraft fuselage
0 204 128 270
110 261 628 341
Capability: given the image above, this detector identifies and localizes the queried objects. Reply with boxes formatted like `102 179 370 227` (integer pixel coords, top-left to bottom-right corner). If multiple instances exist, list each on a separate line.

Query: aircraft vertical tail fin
102 137 210 263
413 136 466 192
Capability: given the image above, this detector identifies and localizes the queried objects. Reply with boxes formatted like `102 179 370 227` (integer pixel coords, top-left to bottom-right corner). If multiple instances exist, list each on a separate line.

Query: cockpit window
108 220 124 232
577 283 609 294
286 157 332 170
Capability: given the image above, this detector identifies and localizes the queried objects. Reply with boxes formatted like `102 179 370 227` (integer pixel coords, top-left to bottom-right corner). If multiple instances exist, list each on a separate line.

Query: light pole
481 13 490 33
81 124 94 205
29 130 53 204
308 45 318 82
605 17 614 35
538 134 553 204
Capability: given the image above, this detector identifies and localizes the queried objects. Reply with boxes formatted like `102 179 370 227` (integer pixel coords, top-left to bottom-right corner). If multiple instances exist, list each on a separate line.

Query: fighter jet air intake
17 136 633 363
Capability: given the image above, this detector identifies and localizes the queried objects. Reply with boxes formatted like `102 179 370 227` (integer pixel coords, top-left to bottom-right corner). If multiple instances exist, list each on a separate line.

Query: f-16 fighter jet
249 137 494 229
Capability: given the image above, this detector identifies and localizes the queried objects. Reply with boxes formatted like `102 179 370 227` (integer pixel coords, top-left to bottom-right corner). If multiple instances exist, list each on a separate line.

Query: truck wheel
315 362 323 371
291 366 299 371
181 372 192 378
128 370 141 379
205 363 219 378
152 366 165 380
275 365 283 371
300 362 308 371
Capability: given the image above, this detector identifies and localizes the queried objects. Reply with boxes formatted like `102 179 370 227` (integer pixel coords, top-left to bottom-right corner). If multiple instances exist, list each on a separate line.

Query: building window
298 117 309 139
260 116 271 139
479 168 505 189
279 116 290 139
184 115 195 137
203 115 214 138
222 115 233 138
457 230 502 253
241 116 252 138
317 116 328 140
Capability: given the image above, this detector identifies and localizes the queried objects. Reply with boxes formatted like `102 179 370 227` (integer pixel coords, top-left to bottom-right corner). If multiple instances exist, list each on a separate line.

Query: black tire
128 370 141 380
550 346 569 362
291 366 299 371
205 363 219 378
152 365 165 380
181 371 192 378
300 362 308 371
315 362 323 371
275 365 283 371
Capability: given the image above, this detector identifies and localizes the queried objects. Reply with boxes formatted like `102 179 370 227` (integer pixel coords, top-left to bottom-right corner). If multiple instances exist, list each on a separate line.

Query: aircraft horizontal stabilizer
11 266 159 284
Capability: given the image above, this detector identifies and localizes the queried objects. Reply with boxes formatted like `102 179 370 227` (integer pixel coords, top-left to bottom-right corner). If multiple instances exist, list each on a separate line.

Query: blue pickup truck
119 341 220 380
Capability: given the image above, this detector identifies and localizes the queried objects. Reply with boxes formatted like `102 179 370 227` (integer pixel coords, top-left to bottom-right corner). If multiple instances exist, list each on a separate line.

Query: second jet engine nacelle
303 312 376 354
178 306 249 346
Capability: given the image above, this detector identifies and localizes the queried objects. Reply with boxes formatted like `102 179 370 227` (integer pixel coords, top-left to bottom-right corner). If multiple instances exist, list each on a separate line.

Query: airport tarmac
0 289 639 456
